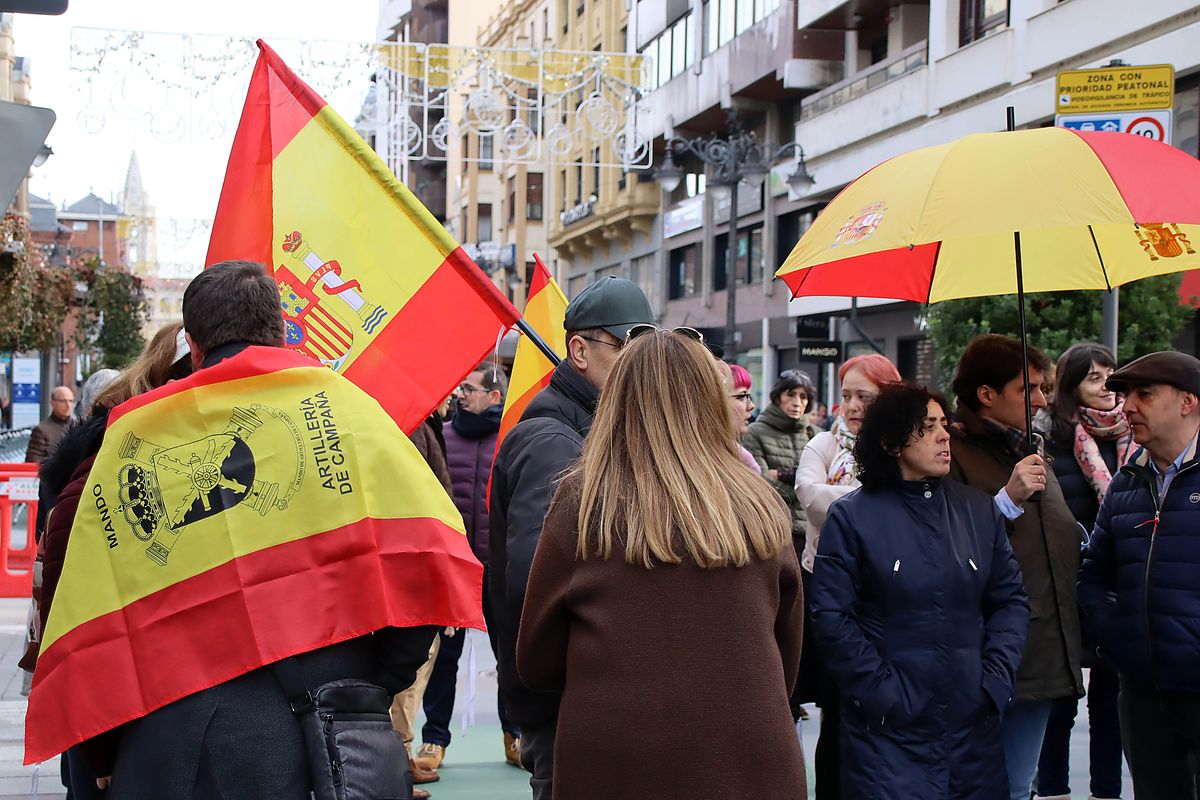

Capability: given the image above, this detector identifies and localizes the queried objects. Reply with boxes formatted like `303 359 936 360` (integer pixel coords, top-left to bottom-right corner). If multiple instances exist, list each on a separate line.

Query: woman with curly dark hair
810 383 1029 798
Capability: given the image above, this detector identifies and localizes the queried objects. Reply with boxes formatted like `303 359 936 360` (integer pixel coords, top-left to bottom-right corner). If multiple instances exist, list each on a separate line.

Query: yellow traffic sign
1056 64 1174 114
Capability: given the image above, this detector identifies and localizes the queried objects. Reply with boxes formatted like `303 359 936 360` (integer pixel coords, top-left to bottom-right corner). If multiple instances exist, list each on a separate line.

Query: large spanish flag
206 40 520 434
495 254 567 454
25 347 483 764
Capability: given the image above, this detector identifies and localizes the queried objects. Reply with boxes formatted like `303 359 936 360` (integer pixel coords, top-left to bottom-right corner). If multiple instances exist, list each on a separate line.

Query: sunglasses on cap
624 324 705 345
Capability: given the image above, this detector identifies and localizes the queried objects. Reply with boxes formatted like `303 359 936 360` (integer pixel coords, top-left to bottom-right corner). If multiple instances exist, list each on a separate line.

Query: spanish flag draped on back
205 40 521 434
495 255 568 455
24 347 483 763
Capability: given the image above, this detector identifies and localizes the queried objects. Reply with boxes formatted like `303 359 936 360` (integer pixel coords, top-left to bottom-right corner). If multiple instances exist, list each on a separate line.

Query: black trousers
518 718 556 800
800 567 841 800
1120 681 1200 800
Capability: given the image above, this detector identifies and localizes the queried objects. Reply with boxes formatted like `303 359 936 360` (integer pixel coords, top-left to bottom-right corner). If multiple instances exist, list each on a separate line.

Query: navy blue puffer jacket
812 479 1028 798
1078 439 1200 691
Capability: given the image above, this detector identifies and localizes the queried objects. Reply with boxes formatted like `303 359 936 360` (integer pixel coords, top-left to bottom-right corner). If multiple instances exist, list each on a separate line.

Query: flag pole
515 317 562 366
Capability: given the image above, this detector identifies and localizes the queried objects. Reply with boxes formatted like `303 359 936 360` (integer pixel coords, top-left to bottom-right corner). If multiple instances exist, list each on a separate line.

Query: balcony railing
799 41 928 121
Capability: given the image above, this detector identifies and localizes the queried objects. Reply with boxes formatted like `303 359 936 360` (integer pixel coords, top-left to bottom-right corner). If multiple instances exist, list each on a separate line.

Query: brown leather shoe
409 757 439 785
412 789 432 799
504 732 521 768
414 742 446 772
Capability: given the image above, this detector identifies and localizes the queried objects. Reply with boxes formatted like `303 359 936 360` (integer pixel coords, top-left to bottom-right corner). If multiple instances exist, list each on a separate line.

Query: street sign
794 317 831 338
1056 109 1172 144
1056 64 1174 115
797 339 843 364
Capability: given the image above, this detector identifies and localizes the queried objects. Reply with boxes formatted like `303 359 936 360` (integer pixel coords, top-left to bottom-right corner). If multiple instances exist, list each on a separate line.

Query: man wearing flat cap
1078 350 1200 800
488 277 654 800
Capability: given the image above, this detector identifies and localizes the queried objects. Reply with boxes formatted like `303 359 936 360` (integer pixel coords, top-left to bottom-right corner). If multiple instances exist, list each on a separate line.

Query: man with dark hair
947 334 1083 800
181 259 286 362
489 277 653 800
1079 351 1200 800
98 260 438 797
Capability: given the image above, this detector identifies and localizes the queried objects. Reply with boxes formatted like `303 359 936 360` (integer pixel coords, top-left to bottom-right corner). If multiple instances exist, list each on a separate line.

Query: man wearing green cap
489 276 654 800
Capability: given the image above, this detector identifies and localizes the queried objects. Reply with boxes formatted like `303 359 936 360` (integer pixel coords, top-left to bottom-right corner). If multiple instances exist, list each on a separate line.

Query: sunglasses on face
624 324 705 345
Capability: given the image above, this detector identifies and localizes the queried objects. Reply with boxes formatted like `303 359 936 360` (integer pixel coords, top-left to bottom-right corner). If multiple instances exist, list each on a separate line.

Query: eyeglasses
458 383 484 395
730 392 753 402
624 324 704 345
577 336 622 350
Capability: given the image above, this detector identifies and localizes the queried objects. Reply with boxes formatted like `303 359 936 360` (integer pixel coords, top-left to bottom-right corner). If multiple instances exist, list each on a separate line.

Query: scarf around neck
451 404 502 440
1074 400 1135 502
829 416 858 486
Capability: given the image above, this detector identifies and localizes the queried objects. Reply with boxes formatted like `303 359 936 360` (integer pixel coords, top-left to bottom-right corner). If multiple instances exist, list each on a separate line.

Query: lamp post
656 110 815 362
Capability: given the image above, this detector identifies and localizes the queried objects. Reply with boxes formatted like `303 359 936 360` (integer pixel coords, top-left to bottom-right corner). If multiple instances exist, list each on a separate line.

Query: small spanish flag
206 40 520 434
25 347 484 764
495 254 567 455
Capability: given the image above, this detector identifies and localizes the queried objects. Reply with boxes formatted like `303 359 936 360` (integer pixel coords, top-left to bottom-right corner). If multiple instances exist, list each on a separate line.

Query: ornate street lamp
657 110 814 361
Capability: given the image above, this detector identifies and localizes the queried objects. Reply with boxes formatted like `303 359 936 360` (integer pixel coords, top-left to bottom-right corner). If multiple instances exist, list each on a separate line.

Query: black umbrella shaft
1014 230 1034 448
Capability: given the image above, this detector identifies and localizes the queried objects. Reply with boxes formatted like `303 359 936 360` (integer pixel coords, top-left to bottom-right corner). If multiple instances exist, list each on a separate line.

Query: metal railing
0 429 32 465
799 41 928 121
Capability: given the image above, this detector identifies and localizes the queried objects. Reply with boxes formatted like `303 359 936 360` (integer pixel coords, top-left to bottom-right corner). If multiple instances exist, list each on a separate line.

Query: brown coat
517 475 807 800
408 417 452 495
947 406 1084 703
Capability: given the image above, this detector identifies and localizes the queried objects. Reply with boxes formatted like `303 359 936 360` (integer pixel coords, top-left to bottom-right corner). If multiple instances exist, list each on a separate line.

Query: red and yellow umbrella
777 126 1200 302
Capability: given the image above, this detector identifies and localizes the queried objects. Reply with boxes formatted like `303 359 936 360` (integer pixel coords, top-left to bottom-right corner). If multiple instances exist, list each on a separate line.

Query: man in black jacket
489 277 653 800
1079 351 1200 800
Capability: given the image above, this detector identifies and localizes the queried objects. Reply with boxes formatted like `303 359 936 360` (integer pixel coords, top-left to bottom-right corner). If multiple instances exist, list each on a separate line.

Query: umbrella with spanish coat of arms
776 121 1200 434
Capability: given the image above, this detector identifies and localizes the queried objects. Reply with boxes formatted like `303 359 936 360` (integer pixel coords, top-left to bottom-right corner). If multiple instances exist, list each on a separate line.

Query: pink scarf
1074 400 1135 503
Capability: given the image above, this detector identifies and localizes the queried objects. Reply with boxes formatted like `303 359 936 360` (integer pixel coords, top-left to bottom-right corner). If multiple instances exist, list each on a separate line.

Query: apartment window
527 172 544 220
735 0 753 35
561 0 569 31
712 226 763 290
480 134 494 170
576 0 584 15
742 226 764 285
478 203 493 242
560 169 568 211
567 274 588 298
507 176 517 224
641 12 694 90
575 165 583 204
631 253 657 310
461 133 469 170
542 8 550 43
72 221 89 232
592 147 601 200
713 232 729 291
668 244 700 300
960 0 1008 46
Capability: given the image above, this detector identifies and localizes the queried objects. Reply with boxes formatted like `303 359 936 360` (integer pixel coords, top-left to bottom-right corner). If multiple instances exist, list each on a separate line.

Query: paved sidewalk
0 594 1132 799
0 598 62 799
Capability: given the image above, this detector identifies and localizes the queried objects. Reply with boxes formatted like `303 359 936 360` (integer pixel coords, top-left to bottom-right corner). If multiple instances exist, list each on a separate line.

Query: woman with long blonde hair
516 327 806 800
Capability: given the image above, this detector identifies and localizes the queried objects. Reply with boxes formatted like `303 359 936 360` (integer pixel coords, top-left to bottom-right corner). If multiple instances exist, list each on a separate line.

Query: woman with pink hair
717 362 760 473
793 353 902 799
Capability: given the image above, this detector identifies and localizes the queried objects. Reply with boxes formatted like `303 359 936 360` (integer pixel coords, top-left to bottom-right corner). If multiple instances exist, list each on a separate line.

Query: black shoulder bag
273 656 412 800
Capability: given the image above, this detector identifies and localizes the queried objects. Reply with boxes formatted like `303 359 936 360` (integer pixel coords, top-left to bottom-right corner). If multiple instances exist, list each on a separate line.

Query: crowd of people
17 263 1200 800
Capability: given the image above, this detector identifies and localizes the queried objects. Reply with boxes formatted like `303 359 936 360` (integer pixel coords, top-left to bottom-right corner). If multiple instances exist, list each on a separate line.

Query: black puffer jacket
489 359 598 728
1044 432 1119 532
1078 438 1200 692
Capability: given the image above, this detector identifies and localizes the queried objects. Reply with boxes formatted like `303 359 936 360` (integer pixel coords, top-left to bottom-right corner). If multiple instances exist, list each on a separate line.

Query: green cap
563 277 654 341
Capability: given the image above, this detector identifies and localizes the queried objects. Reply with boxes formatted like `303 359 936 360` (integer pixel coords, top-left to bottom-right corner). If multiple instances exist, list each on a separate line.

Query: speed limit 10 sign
1056 109 1173 145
